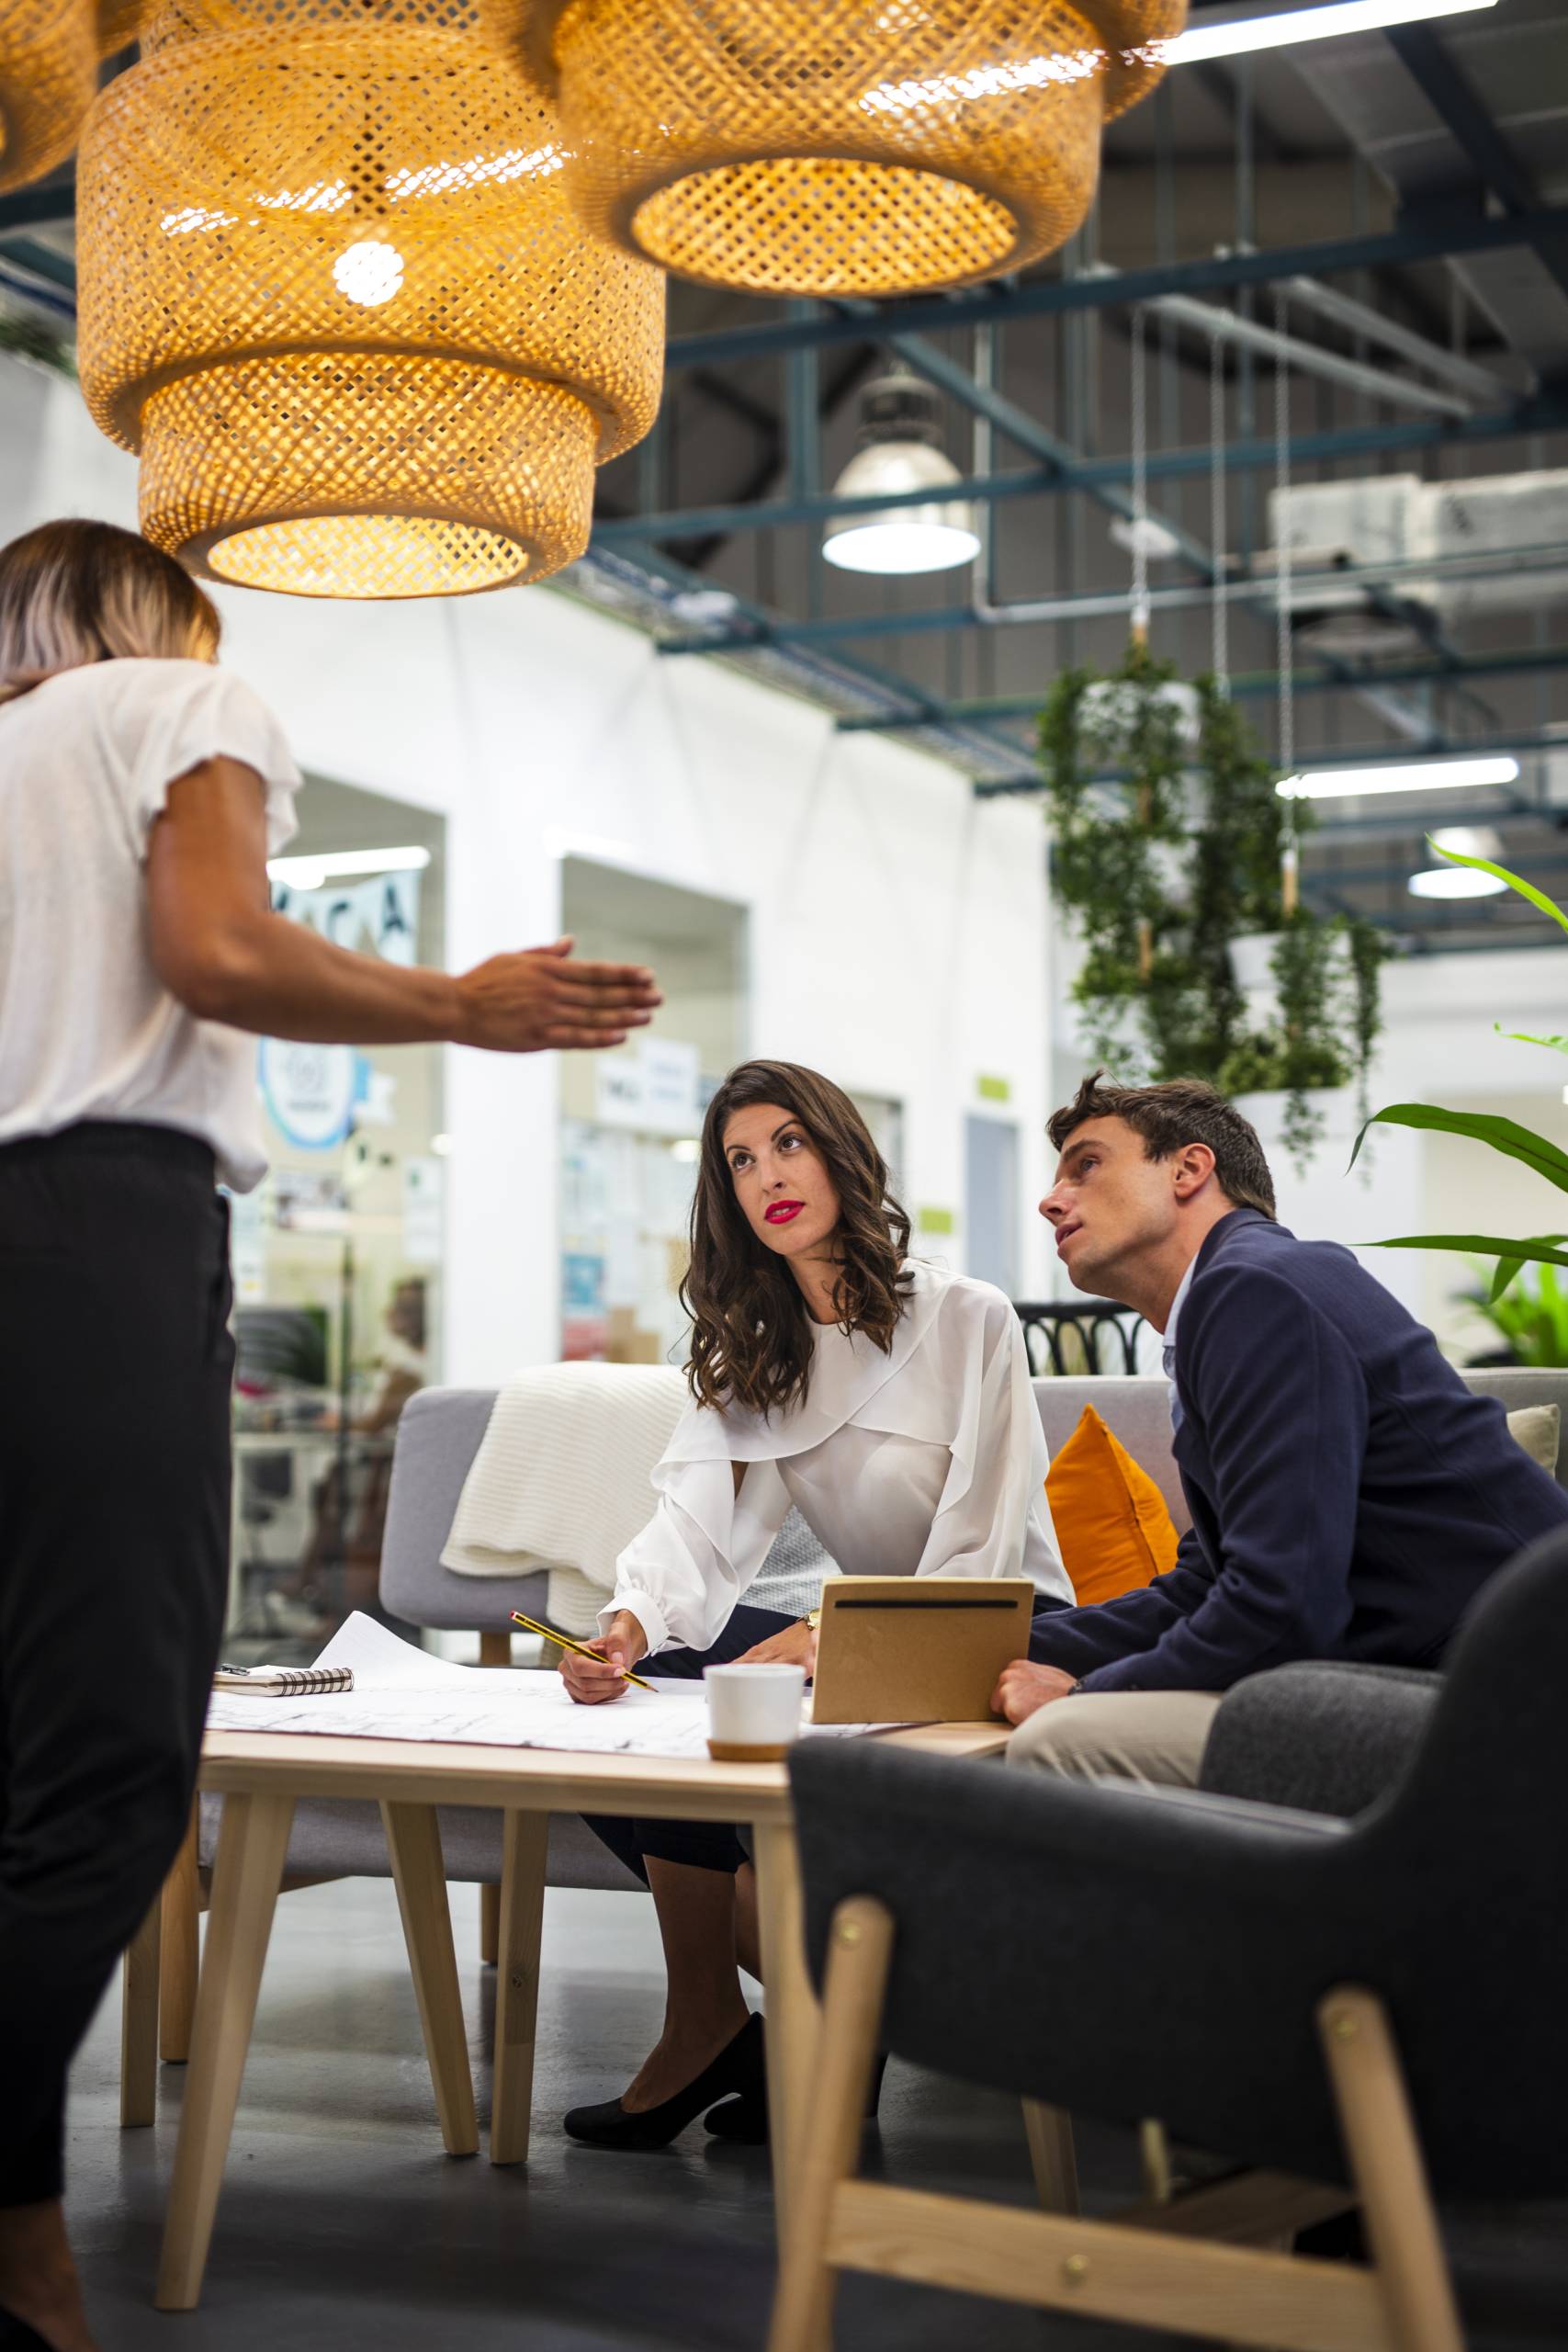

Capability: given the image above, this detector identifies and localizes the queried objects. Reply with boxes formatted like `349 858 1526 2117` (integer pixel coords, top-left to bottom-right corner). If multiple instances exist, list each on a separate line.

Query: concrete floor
62 1878 1568 2350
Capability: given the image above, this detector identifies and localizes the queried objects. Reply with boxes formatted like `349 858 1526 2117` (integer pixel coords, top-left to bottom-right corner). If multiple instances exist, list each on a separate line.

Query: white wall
1 366 1055 1379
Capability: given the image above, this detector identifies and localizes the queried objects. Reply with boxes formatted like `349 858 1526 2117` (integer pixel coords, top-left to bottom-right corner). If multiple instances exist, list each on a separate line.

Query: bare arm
146 758 661 1050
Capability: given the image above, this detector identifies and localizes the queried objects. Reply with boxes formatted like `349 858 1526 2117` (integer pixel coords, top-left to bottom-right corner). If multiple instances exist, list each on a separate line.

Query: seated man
998 1072 1568 1787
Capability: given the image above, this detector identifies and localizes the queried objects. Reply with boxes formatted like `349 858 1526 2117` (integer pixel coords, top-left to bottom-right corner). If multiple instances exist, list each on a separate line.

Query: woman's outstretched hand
559 1610 649 1705
735 1619 818 1674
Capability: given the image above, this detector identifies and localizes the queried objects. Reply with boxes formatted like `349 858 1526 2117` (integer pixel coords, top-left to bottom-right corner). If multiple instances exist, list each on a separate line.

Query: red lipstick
765 1201 805 1226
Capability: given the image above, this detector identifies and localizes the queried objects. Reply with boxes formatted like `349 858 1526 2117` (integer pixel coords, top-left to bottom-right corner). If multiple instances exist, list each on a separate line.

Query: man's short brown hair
1049 1073 1277 1219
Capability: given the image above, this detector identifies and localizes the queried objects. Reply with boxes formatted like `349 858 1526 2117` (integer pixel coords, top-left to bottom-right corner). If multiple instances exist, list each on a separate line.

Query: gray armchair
772 1524 1568 2352
1200 1660 1442 1819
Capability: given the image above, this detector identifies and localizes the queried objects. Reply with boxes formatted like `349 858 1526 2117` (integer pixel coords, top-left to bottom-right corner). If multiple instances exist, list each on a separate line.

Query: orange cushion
1045 1404 1180 1605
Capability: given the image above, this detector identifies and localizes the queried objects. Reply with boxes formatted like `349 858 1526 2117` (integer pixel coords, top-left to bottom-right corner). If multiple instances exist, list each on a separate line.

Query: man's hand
735 1620 818 1674
559 1610 649 1706
992 1659 1080 1725
455 937 661 1053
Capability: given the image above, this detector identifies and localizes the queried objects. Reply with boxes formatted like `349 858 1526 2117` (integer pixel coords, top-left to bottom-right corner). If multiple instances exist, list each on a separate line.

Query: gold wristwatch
804 1607 822 1631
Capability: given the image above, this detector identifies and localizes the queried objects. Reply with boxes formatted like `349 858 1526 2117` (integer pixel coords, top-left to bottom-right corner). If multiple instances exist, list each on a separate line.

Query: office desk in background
157 1719 1010 2311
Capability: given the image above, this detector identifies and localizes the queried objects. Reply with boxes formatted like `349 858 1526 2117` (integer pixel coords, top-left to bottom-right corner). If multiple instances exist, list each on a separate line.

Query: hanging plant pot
1227 931 1282 995
1080 676 1201 752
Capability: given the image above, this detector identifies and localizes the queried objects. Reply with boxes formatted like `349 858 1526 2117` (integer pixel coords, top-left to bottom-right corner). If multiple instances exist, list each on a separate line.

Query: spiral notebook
213 1664 354 1696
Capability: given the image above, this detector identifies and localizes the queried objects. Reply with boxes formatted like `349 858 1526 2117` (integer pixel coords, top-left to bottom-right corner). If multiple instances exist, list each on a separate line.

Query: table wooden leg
753 1815 818 2256
155 1791 294 2312
380 1802 479 2159
490 1809 548 2165
160 1804 202 2064
479 1883 500 1967
119 1890 163 2128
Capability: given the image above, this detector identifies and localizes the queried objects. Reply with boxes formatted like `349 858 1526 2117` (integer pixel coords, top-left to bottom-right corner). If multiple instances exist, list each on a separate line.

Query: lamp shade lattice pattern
0 0 140 197
76 4 665 598
524 0 1187 299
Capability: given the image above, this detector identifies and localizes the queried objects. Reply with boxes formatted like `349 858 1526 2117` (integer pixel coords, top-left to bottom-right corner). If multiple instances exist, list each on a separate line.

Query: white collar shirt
1160 1253 1201 1433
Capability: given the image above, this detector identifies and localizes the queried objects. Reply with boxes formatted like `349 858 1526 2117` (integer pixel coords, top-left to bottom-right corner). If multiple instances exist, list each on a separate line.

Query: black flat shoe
705 2048 889 2143
563 2012 764 2150
0 2308 58 2350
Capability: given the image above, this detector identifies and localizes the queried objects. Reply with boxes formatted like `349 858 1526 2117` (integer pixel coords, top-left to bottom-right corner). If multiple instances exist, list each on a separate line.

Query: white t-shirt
605 1260 1071 1657
0 657 301 1189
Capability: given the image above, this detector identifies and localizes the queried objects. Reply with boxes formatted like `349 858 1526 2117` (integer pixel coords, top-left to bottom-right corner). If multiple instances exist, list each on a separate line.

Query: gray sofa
198 1364 1568 1893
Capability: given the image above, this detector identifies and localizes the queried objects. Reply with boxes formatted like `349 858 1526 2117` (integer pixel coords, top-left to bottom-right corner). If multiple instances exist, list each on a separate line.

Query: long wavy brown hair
682 1059 912 1419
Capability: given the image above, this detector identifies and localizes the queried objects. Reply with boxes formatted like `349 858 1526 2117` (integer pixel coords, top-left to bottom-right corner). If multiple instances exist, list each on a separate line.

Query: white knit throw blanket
440 1362 688 1636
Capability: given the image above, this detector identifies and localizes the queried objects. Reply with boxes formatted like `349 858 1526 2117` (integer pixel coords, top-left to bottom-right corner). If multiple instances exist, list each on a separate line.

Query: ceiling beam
662 209 1568 372
592 391 1568 549
1385 24 1568 311
833 645 1568 733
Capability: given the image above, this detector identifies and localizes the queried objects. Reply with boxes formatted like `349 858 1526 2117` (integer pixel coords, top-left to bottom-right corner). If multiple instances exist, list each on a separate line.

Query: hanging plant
1041 645 1383 1177
1039 639 1188 1079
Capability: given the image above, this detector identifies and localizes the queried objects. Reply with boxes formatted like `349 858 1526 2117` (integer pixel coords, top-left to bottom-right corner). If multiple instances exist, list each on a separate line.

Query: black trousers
583 1603 797 1880
0 1123 233 2206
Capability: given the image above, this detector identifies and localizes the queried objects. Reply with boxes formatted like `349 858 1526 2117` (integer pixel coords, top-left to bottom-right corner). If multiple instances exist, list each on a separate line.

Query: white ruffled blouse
604 1261 1070 1657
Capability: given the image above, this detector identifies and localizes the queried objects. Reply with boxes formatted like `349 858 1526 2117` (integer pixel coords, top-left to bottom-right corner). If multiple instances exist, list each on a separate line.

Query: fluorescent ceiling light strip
268 844 431 885
1167 0 1496 67
1278 756 1520 800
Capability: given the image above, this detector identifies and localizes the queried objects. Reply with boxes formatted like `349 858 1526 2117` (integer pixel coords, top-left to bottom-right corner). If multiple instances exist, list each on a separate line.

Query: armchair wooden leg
1318 1987 1464 2352
1022 2100 1079 2215
160 1805 201 2064
766 1896 895 2352
490 1810 548 2165
120 1890 163 2128
381 1801 479 2159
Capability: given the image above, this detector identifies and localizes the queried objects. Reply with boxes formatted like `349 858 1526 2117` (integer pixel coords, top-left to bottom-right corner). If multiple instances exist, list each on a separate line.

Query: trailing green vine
1040 645 1384 1175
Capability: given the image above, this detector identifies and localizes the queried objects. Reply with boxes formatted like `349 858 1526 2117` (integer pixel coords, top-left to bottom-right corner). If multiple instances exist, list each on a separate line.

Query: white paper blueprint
206 1612 894 1757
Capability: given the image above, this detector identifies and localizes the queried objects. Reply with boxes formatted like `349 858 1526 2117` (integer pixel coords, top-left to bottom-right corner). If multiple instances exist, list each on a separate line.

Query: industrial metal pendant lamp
75 0 666 599
521 0 1186 300
823 371 980 576
0 0 139 195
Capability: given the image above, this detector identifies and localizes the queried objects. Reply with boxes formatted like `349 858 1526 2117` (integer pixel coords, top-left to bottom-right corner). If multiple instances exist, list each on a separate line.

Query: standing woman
560 1058 1069 2148
0 519 660 2352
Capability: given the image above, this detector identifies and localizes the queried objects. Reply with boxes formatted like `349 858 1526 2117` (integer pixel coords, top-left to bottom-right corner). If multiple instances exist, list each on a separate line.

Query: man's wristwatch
803 1608 822 1632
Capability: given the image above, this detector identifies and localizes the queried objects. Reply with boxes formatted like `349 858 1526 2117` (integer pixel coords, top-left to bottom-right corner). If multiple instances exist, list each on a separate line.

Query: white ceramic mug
704 1662 807 1761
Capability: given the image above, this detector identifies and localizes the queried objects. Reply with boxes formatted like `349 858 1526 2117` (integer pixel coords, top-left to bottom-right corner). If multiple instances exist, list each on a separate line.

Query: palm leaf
1491 1238 1568 1301
1370 1234 1568 1275
1349 1102 1568 1193
1427 835 1568 934
1496 1025 1568 1057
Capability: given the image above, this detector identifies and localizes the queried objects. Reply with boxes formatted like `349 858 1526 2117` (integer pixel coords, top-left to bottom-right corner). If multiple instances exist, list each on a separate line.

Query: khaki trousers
1005 1690 1224 1789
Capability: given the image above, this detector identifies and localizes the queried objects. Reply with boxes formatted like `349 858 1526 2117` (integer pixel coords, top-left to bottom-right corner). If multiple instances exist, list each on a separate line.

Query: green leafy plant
0 304 75 381
1457 1259 1568 1368
1353 836 1568 1299
1040 648 1383 1173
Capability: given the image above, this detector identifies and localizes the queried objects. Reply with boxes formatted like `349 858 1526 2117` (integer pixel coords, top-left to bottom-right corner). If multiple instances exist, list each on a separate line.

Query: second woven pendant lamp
75 0 665 598
522 0 1187 300
0 0 140 195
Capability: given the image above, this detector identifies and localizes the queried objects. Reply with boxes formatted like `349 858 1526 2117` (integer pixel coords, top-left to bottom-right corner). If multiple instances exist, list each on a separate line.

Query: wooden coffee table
156 1721 1009 2310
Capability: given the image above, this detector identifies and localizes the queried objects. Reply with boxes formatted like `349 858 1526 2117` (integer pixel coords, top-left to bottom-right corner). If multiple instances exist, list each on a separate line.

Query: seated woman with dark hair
559 1057 1069 2148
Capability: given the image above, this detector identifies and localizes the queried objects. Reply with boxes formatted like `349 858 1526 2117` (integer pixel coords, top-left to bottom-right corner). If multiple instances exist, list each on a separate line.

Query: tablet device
809 1576 1036 1724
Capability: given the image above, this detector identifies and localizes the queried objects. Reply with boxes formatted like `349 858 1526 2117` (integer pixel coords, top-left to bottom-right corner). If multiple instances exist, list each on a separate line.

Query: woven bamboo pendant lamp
0 0 140 196
520 0 1187 300
74 0 665 598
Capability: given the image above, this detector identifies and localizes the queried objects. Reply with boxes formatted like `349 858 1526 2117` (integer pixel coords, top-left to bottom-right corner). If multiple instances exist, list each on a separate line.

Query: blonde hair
0 518 220 703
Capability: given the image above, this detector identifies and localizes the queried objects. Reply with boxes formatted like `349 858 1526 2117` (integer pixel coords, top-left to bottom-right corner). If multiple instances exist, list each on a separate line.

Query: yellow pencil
510 1611 656 1692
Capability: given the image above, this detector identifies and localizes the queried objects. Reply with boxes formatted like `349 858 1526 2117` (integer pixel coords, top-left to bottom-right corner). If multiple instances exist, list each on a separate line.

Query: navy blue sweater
1031 1208 1568 1693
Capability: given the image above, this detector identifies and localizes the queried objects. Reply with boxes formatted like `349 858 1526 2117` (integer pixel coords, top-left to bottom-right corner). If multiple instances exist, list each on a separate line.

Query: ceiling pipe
1280 271 1522 403
1144 286 1473 416
660 539 1568 650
